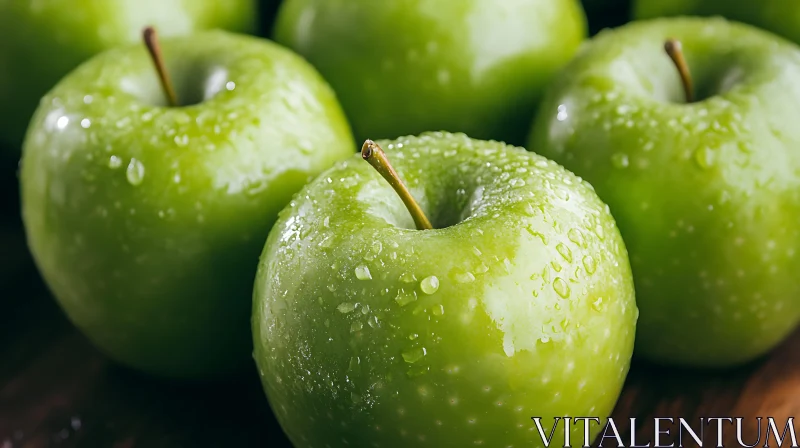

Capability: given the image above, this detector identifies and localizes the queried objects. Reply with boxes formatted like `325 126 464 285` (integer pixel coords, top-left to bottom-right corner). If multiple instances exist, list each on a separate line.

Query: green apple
0 0 256 149
253 132 637 446
273 0 587 146
634 0 800 46
20 30 354 378
528 17 800 367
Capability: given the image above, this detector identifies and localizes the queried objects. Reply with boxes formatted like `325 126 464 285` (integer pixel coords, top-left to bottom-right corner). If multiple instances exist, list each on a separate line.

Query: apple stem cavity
361 139 433 231
664 39 694 103
143 26 179 107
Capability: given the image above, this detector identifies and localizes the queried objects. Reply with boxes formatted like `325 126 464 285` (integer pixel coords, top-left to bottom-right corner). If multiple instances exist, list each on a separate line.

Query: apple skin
634 0 800 46
273 0 587 146
528 17 800 367
0 0 256 150
253 132 637 446
20 31 355 379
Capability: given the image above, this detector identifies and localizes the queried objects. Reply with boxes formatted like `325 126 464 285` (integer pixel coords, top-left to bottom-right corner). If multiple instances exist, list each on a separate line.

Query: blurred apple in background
274 0 587 146
0 0 257 151
634 0 800 46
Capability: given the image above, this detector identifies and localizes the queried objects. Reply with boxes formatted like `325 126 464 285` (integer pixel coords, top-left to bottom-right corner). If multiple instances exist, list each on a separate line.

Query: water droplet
694 147 714 169
611 153 629 169
591 297 604 312
594 225 605 240
556 243 573 263
523 203 536 216
526 226 548 245
80 118 91 128
337 302 356 313
474 263 489 274
553 277 570 298
557 104 568 121
348 356 361 372
583 255 597 274
395 289 417 307
350 321 363 333
420 276 439 294
432 304 445 316
551 261 563 272
126 158 145 185
567 228 585 247
408 333 419 340
319 234 334 248
355 265 372 280
108 155 122 169
455 272 475 283
400 272 417 283
402 347 427 363
361 304 370 315
370 241 383 255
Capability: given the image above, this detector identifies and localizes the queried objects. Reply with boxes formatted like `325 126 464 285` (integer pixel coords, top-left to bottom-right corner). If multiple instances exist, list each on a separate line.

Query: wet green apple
274 0 587 145
0 0 256 149
20 30 354 378
634 0 800 46
253 132 637 446
529 17 800 366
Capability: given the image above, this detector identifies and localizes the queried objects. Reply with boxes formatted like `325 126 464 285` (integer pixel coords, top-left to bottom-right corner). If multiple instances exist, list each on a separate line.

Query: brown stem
664 39 694 103
143 26 179 107
361 140 433 231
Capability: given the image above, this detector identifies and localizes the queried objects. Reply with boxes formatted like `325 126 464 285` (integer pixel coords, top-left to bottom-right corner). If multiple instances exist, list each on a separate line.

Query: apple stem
361 140 433 231
664 39 694 103
143 26 179 107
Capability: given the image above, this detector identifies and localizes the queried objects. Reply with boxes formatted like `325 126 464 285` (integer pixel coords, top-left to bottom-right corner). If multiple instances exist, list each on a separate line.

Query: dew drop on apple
611 153 629 169
402 347 426 363
355 265 372 280
400 272 416 283
108 155 122 169
694 147 714 169
556 243 573 263
553 277 570 298
455 271 475 283
395 289 417 307
432 304 445 316
348 356 361 372
420 276 439 294
125 158 145 186
350 321 363 333
582 255 597 275
337 302 356 314
567 228 585 247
